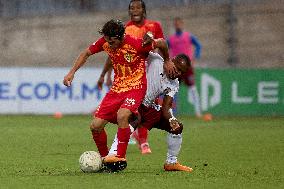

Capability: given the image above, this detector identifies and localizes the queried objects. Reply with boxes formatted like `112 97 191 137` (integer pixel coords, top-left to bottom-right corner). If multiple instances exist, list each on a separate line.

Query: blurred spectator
167 17 202 118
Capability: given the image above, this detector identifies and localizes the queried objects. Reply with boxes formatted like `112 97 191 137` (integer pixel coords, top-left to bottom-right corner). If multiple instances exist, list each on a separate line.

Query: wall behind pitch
0 68 108 114
177 68 284 116
1 1 283 68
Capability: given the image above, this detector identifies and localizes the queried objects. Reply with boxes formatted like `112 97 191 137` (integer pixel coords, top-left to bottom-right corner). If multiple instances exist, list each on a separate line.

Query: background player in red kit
97 0 169 154
63 19 173 171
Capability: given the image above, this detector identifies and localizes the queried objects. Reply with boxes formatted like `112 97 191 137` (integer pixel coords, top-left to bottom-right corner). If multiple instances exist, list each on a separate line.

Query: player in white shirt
107 52 193 172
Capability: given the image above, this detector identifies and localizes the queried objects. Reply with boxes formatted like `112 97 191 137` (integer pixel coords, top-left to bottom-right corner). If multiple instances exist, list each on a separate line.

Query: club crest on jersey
164 87 171 95
124 53 134 62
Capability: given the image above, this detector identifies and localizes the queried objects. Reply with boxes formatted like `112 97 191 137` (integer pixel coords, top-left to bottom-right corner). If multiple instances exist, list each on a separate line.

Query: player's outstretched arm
161 95 174 120
106 67 113 88
153 39 178 79
63 48 92 87
142 33 177 78
97 57 113 90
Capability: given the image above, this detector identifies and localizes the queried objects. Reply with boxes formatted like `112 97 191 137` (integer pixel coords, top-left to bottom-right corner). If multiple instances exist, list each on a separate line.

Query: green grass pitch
0 115 283 188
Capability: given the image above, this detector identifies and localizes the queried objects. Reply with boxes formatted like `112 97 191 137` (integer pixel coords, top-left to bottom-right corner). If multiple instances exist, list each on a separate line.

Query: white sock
166 133 182 164
188 86 202 116
129 124 135 133
108 124 134 156
108 133 118 156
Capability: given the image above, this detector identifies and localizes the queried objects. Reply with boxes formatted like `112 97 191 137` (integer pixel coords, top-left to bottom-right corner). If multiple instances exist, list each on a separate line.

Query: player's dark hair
176 54 191 67
99 19 125 40
128 0 147 18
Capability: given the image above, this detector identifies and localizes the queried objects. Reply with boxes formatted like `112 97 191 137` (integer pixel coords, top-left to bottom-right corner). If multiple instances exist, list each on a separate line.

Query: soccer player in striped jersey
97 0 175 155
63 19 174 171
106 52 193 172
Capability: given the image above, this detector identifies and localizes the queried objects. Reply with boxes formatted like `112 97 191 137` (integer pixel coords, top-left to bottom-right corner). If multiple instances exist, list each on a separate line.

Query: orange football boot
164 162 193 172
102 155 126 163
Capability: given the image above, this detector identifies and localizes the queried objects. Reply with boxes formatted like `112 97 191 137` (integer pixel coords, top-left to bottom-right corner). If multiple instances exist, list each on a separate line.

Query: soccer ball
79 151 102 173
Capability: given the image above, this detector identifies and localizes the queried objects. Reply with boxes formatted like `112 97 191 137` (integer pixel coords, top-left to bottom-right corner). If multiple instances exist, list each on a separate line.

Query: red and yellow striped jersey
89 35 154 93
125 19 164 39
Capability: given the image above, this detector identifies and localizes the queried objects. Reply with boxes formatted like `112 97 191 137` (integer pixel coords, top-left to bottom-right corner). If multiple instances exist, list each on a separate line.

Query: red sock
137 127 148 144
117 127 131 158
91 129 109 157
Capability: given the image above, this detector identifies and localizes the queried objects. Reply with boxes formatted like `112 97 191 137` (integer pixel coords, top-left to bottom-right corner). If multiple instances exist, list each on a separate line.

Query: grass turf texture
0 115 283 188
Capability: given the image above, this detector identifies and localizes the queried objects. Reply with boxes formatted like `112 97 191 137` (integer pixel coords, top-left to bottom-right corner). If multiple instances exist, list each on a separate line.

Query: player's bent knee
117 109 132 126
128 113 141 129
90 119 104 132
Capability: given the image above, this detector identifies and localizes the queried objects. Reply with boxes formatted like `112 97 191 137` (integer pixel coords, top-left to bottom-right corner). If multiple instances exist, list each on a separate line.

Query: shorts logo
125 98 136 106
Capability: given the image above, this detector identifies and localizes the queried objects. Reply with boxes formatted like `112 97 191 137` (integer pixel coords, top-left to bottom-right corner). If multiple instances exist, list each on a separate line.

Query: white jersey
142 52 179 107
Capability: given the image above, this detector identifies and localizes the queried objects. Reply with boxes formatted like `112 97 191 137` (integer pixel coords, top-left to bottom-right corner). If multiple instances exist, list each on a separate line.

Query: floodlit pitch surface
0 115 283 188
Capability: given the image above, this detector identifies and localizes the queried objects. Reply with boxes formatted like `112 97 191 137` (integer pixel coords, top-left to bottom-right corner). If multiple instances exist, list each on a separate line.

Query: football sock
108 133 118 156
92 129 109 157
117 126 131 158
166 133 182 164
188 86 202 117
109 124 134 156
137 127 148 144
129 124 135 132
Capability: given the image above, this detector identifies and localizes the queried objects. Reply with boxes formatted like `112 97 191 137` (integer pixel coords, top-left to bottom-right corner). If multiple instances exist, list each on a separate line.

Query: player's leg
154 118 193 172
188 85 202 118
103 89 146 172
101 120 129 172
166 126 192 172
90 117 109 158
108 124 135 156
102 108 132 172
116 108 133 158
133 104 162 154
109 112 141 155
166 131 182 165
128 133 137 145
91 92 121 158
114 88 147 159
135 127 151 154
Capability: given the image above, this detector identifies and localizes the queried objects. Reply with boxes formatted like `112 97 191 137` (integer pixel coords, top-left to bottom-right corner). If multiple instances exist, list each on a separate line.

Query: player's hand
142 32 154 47
164 60 178 79
170 119 180 132
63 72 74 87
97 76 104 90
